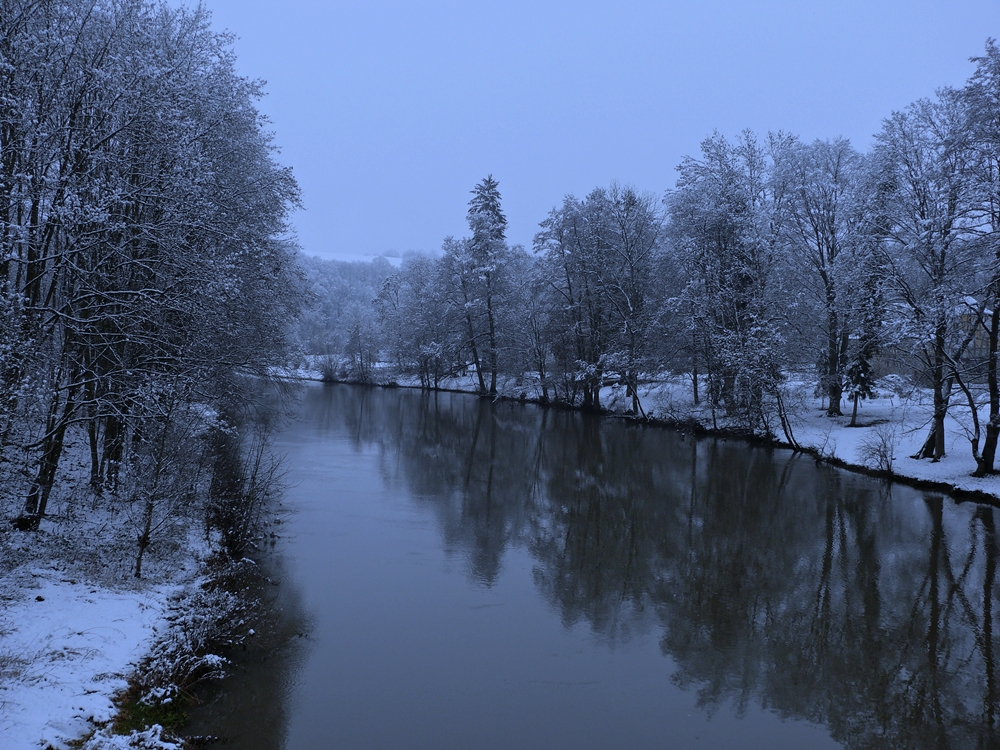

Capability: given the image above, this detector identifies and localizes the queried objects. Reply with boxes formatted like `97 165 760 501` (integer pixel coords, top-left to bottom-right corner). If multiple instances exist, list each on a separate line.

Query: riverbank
0 515 196 749
0 521 276 750
0 417 282 750
285 360 1000 505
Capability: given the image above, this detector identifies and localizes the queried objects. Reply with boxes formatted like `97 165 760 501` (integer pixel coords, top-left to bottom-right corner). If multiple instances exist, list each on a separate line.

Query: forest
0 0 300 549
5 0 1000 544
303 40 1000 478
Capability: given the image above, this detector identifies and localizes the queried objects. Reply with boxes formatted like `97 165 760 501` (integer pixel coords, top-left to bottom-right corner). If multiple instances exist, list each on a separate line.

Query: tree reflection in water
321 384 1000 749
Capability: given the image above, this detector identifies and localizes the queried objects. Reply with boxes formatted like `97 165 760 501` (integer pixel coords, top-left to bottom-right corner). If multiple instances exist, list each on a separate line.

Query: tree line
0 0 300 560
318 40 1000 476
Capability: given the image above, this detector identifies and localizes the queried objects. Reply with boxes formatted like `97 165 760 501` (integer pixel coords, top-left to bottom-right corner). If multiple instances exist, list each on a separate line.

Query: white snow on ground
0 571 176 750
0 480 203 750
624 374 1000 498
81 724 182 749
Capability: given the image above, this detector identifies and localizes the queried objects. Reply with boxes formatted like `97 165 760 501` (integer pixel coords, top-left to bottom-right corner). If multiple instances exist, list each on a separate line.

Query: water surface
192 383 1000 749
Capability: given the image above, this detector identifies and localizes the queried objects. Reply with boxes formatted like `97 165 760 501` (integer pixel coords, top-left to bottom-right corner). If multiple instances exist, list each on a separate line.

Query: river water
187 382 1000 749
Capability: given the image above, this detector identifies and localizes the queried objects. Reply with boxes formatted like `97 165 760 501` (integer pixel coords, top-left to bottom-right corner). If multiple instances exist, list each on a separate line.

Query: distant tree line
306 40 1000 475
0 0 300 557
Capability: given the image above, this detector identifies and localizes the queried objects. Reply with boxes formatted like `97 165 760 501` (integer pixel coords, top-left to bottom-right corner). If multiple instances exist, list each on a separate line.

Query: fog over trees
0 0 300 549
303 40 1000 475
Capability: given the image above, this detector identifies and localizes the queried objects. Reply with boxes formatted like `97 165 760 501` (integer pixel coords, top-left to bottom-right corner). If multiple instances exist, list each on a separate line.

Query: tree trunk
464 311 486 395
981 307 1000 474
458 274 487 394
101 413 125 490
134 495 154 578
932 388 947 460
826 305 843 416
21 390 75 527
88 413 101 490
915 321 949 460
485 274 497 396
983 421 1000 477
951 367 983 475
537 355 549 403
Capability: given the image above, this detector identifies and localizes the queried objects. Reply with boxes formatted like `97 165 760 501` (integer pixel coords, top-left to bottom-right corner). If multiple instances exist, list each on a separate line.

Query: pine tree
467 176 508 395
846 263 883 427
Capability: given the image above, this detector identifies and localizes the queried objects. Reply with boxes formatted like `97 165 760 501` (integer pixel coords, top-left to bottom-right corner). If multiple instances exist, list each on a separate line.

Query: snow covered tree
467 175 509 395
845 260 885 427
597 184 663 416
774 137 868 416
1 0 301 529
962 39 1000 473
442 236 490 393
666 131 791 434
376 255 455 387
534 195 613 408
296 256 395 356
873 92 982 461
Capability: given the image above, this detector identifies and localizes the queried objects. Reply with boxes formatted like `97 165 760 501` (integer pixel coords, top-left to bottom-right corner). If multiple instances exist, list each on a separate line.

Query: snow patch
0 574 175 750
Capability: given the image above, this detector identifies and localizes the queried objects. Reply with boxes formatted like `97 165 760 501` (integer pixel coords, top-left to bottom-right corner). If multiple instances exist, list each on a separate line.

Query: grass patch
111 681 191 737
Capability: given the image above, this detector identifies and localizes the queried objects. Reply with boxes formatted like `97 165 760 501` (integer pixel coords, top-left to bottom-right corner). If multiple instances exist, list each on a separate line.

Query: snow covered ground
621 374 1000 500
0 572 175 749
0 506 205 750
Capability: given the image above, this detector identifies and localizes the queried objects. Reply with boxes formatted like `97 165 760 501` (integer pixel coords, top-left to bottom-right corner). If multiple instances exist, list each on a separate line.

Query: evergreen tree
846 263 884 426
466 175 509 395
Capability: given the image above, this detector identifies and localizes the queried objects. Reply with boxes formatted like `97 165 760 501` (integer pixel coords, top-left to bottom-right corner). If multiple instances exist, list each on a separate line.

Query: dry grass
0 646 31 681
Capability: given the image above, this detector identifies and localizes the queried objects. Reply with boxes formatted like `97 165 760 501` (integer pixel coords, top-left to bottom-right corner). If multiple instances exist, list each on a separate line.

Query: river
185 382 1000 749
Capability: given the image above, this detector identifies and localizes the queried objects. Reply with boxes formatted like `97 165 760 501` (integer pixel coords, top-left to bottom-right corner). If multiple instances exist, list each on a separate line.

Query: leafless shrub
318 354 339 383
860 423 898 475
208 415 286 559
128 558 264 711
815 425 837 461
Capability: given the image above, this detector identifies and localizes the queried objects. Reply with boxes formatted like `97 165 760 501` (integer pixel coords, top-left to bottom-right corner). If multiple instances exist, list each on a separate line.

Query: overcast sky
200 0 999 261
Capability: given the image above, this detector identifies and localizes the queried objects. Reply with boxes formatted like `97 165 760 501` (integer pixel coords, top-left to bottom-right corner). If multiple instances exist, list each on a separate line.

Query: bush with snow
83 724 183 750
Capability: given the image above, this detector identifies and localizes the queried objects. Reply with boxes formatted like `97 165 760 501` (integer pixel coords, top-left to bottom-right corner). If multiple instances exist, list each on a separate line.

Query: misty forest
5 0 1000 748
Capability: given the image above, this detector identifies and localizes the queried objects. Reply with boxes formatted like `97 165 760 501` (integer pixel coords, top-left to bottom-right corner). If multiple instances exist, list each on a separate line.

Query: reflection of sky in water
198 383 1000 749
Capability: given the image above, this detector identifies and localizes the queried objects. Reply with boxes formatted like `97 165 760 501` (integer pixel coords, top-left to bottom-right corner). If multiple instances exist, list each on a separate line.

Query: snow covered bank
287 359 1000 504
621 375 1000 503
0 528 189 750
0 524 268 750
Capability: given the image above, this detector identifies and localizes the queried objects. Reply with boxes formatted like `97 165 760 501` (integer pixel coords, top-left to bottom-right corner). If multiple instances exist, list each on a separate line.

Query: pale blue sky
201 0 999 260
